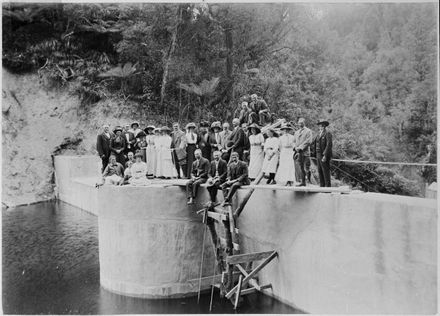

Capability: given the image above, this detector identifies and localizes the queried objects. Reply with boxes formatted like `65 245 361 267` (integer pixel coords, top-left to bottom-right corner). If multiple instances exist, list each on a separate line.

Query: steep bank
1 68 161 207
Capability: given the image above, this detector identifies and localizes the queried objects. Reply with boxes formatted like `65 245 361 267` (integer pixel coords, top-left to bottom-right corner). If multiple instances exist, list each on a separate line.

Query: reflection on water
2 201 301 314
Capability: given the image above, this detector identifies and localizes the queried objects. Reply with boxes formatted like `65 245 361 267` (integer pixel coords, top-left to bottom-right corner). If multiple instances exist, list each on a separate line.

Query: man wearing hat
310 119 333 187
110 126 127 165
186 149 210 205
96 124 114 172
185 122 198 177
293 118 313 186
221 151 250 206
123 124 136 156
208 121 222 159
171 122 187 179
130 121 143 137
197 121 211 160
250 93 270 126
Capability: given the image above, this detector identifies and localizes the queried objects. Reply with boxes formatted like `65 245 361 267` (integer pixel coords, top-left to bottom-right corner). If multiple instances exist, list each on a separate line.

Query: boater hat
131 121 140 128
317 119 329 127
280 123 293 130
113 126 123 133
186 122 196 129
248 123 261 133
210 121 222 131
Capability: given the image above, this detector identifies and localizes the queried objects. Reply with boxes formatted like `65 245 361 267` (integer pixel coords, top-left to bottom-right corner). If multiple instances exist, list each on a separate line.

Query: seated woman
120 160 133 185
128 152 151 186
101 155 124 186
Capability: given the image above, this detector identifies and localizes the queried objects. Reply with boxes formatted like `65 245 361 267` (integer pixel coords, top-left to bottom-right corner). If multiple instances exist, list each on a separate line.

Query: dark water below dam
2 201 301 314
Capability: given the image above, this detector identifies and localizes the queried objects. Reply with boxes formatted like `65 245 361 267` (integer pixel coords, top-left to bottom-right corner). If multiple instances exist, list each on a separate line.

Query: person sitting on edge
206 150 228 203
250 93 270 126
125 151 135 169
101 155 124 186
128 152 151 186
120 160 133 185
186 149 210 205
221 151 250 206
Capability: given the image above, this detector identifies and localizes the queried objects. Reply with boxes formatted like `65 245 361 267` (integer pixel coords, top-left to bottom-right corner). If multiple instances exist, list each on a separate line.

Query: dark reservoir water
2 201 301 314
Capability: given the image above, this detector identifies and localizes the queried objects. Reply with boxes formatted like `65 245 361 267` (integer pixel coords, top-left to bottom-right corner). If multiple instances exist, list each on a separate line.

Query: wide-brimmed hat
136 131 147 138
210 121 221 131
186 122 196 129
248 123 261 133
131 121 140 128
280 123 293 130
317 119 329 127
200 121 210 128
113 126 123 133
161 126 171 132
134 152 143 158
145 125 155 130
154 128 161 133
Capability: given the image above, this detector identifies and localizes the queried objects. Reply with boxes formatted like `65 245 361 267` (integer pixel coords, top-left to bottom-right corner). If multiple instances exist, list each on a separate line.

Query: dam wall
54 155 437 314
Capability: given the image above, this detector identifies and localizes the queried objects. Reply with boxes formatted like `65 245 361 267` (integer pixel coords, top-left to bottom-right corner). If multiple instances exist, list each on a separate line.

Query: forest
2 2 437 196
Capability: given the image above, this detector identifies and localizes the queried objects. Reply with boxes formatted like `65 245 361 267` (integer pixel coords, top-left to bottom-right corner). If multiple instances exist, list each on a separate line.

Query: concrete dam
54 155 437 314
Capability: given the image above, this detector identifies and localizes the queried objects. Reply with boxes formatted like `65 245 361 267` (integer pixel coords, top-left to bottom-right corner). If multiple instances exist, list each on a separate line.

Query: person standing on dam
96 124 113 172
293 117 313 186
206 150 228 202
171 122 187 179
186 149 210 205
221 151 250 206
310 119 333 187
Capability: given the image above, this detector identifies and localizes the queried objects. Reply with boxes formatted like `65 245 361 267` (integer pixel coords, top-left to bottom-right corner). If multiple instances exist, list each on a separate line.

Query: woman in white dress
156 126 178 179
154 128 164 177
262 129 280 184
248 123 265 180
129 153 151 186
275 123 296 186
145 126 156 177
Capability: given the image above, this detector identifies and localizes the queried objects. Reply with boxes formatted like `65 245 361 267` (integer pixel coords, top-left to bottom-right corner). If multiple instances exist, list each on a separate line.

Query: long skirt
146 146 156 176
156 148 177 178
262 150 279 174
186 144 196 177
248 145 264 179
275 148 296 184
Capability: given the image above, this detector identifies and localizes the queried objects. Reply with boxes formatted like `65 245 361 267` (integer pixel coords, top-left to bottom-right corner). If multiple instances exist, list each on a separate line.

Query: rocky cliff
1 68 159 207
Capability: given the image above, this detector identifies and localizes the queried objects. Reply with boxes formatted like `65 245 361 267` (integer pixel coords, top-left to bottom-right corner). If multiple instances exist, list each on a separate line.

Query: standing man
206 150 228 202
197 121 211 160
219 122 231 158
208 121 223 159
96 124 113 172
123 124 136 156
226 118 246 161
310 119 332 187
293 117 313 186
221 151 250 205
171 122 187 178
186 149 210 205
185 122 198 177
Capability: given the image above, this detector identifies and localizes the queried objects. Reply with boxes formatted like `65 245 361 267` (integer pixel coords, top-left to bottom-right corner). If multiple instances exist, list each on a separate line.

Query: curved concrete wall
54 156 437 313
98 184 215 298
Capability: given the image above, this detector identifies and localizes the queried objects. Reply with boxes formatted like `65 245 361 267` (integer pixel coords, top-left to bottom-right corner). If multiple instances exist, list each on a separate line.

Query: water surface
2 201 301 314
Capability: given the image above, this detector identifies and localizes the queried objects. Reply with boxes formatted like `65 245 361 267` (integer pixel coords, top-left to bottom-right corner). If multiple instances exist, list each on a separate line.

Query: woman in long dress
156 126 178 179
262 129 280 184
145 126 156 177
154 128 164 178
275 123 296 186
110 126 127 165
248 123 265 180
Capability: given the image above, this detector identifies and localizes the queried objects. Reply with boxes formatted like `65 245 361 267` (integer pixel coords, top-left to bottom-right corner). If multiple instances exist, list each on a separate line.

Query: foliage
2 2 437 195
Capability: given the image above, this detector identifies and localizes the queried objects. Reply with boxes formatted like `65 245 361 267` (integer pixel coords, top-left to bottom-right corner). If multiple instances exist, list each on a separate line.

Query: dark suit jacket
208 159 228 182
123 132 136 150
229 127 246 151
227 160 249 184
192 157 210 179
97 132 113 158
311 131 332 160
197 132 211 160
208 132 222 152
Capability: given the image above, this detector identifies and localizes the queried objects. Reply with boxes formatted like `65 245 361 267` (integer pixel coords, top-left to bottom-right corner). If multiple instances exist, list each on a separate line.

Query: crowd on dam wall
96 93 334 202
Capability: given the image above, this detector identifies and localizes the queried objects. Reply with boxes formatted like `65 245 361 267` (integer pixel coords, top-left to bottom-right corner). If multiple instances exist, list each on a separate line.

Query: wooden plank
226 251 277 299
240 287 257 296
226 250 275 265
239 184 351 193
234 275 243 309
233 172 265 218
207 211 227 222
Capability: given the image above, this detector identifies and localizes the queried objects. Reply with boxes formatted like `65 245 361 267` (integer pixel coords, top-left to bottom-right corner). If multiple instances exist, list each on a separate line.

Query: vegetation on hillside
2 3 437 195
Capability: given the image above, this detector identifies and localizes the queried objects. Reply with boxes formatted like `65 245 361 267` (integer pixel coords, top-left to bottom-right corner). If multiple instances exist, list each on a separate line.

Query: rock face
1 68 161 207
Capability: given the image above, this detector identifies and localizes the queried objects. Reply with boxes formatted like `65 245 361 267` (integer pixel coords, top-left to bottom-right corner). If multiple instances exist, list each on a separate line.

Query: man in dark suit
123 124 136 156
171 122 187 178
186 149 210 205
310 119 332 187
197 121 211 160
221 151 250 205
96 124 113 172
206 150 228 202
225 118 246 161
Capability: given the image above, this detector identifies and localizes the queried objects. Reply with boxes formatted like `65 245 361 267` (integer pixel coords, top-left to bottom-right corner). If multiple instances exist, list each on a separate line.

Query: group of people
96 115 333 204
